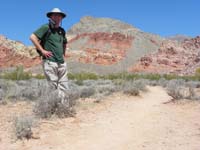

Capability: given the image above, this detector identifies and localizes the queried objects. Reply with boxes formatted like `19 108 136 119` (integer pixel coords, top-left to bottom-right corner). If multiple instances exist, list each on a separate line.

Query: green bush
1 66 32 80
102 73 125 80
195 68 200 76
2 68 199 82
68 72 98 81
33 74 45 79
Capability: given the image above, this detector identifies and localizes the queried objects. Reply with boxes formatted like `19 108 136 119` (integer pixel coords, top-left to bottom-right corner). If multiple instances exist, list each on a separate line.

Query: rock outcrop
129 36 200 75
0 35 40 69
67 32 133 65
66 16 163 74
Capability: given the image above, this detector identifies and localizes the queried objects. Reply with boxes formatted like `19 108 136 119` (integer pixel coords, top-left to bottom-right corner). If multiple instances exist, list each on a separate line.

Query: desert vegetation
14 116 35 140
0 66 200 140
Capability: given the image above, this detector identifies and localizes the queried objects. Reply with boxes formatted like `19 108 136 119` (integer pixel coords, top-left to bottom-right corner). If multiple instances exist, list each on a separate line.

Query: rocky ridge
0 35 40 70
130 36 200 75
0 16 199 75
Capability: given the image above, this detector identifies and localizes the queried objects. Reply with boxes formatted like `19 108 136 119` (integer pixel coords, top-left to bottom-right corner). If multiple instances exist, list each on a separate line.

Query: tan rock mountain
0 16 199 75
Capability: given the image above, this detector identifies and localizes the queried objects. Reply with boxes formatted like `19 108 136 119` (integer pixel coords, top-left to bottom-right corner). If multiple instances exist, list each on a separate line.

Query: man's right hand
41 49 53 58
30 34 53 58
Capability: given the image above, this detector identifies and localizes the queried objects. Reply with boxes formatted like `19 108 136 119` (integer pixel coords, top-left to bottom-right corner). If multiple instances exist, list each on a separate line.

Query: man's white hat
46 8 66 18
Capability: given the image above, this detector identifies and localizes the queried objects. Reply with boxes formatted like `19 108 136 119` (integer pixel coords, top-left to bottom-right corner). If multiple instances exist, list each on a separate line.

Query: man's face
51 13 63 24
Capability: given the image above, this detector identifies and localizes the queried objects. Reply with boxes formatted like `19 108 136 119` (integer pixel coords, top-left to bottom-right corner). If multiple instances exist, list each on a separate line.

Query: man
30 8 68 104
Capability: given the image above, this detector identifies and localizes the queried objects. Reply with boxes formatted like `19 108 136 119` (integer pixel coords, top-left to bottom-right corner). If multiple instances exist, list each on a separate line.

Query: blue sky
0 0 199 46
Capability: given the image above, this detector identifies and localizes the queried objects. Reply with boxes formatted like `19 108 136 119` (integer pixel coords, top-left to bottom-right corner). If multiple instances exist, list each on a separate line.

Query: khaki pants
42 60 69 104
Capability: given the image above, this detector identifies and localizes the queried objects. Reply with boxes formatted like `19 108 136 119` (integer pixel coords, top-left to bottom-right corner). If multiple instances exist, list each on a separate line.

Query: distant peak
166 34 192 42
67 16 140 36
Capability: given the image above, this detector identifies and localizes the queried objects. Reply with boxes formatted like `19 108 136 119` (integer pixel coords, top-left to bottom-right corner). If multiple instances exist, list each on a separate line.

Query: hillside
130 36 200 75
0 35 40 71
0 16 200 75
66 16 163 74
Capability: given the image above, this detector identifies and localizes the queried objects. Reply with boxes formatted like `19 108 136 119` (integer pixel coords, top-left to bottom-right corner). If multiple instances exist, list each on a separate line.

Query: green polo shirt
34 24 67 63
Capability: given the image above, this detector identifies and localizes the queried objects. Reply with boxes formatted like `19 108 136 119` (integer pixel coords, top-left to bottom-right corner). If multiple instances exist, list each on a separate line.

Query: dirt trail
1 86 200 150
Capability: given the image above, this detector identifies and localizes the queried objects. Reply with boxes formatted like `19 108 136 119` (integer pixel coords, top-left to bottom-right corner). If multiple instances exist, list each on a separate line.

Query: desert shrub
133 79 148 92
14 116 35 140
34 86 79 118
68 72 98 81
94 80 118 97
18 79 47 100
123 85 140 96
147 80 159 86
68 82 81 101
102 73 125 80
156 78 168 87
122 73 162 81
166 79 197 100
82 80 96 86
166 79 185 100
186 81 200 88
181 75 200 81
74 80 84 86
184 81 200 100
122 80 148 96
168 86 195 100
79 86 96 98
101 72 141 80
0 79 10 101
76 79 118 99
195 68 200 76
112 79 126 86
140 73 162 81
162 74 179 80
95 79 113 85
33 74 45 79
96 84 117 96
0 80 21 100
73 79 118 100
0 80 9 104
102 73 169 81
7 79 47 101
2 66 32 80
67 72 200 83
0 79 49 101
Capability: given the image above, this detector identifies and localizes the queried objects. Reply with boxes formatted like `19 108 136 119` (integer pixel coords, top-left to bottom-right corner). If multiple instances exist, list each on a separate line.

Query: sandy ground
0 86 200 150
